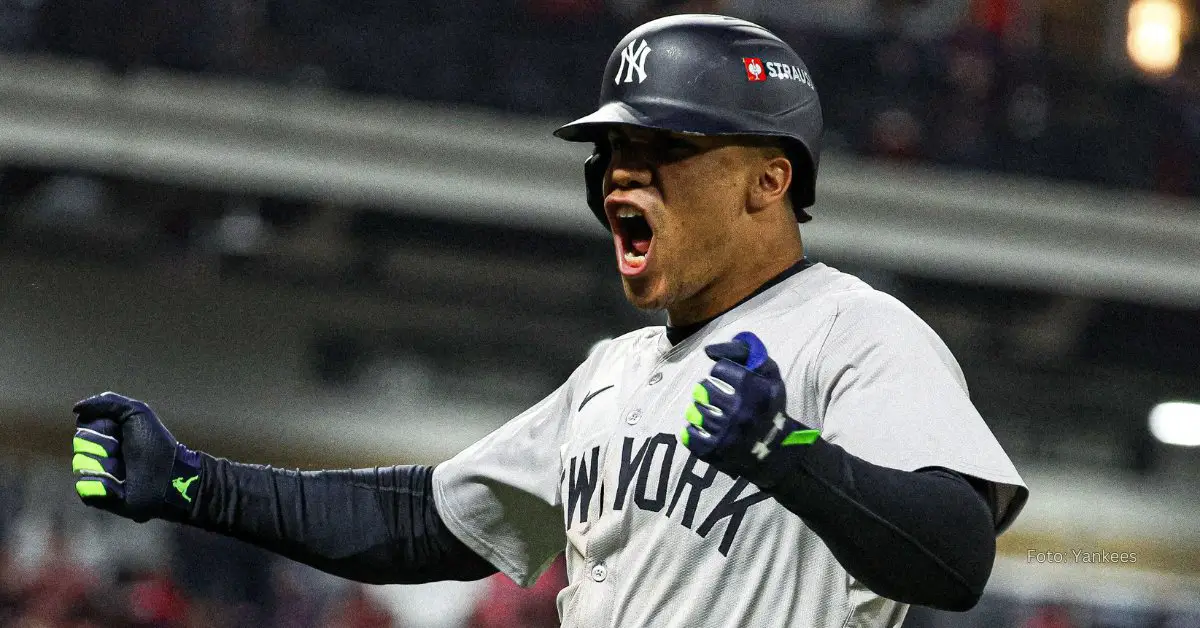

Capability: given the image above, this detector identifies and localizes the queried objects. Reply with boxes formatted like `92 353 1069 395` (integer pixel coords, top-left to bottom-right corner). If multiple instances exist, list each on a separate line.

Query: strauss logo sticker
742 57 815 89
743 57 766 82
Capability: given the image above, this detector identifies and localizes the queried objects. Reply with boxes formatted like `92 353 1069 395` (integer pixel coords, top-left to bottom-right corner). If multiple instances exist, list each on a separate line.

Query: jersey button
626 409 641 425
648 372 663 385
591 564 608 582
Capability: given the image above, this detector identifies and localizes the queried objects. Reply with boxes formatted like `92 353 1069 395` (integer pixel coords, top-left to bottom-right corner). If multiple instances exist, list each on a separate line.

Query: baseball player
70 14 1028 627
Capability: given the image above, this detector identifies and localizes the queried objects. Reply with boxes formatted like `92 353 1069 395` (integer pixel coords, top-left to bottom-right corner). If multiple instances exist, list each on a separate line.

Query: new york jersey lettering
567 434 769 556
567 446 600 526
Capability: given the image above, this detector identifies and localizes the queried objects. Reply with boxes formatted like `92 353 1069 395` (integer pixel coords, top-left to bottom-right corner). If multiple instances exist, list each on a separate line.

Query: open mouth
613 206 654 275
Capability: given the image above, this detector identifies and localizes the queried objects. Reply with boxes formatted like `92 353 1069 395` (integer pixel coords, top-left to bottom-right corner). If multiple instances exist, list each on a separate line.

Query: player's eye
607 132 709 166
660 139 705 158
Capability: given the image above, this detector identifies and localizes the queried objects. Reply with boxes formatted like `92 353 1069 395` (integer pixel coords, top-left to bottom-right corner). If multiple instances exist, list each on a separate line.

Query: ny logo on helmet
615 39 652 85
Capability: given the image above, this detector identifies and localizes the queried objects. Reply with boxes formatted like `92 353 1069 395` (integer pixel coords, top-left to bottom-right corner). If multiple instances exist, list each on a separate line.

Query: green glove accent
76 480 108 498
73 436 108 458
72 453 106 475
781 429 821 447
685 383 708 428
679 428 691 446
73 436 115 500
172 475 199 503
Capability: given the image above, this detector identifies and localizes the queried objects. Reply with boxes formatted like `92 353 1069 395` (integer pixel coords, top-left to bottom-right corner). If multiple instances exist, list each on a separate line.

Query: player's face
601 127 766 321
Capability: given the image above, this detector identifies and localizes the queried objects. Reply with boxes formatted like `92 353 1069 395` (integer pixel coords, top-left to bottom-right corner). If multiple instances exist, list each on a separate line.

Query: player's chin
620 275 670 311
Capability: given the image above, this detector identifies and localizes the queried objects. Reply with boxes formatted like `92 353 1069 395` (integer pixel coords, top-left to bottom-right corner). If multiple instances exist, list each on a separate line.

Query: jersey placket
571 337 678 624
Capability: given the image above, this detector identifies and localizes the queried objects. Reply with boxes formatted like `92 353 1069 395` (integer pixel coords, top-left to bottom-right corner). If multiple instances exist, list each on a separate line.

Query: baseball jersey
433 263 1027 628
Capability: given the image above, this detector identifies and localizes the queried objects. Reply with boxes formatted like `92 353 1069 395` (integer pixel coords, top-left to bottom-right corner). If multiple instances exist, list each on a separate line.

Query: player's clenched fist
680 332 820 476
72 392 201 522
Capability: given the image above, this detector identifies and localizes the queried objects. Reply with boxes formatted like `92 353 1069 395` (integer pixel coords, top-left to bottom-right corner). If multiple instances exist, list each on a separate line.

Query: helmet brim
554 100 792 143
554 102 661 143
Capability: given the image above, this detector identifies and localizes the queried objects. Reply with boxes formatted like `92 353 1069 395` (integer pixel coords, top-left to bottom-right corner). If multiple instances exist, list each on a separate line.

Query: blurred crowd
0 461 567 628
0 536 565 628
0 0 1198 197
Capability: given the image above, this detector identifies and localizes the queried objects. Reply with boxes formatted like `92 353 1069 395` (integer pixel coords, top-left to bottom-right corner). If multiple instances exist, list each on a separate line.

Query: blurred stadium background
1 0 1199 626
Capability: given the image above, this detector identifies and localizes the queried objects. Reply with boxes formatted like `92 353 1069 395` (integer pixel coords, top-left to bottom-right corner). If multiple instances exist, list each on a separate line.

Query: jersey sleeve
432 373 577 587
810 291 1029 532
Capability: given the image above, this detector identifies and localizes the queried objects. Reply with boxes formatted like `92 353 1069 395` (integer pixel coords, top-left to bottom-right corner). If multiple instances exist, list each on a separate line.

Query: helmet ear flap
584 143 612 229
783 144 815 222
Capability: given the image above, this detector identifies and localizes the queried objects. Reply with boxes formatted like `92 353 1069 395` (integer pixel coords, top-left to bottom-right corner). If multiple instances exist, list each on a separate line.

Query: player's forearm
746 439 996 611
186 455 498 584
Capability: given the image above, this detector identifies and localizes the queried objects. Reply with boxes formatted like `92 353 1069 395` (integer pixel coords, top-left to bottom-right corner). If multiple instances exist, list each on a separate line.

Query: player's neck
666 247 806 327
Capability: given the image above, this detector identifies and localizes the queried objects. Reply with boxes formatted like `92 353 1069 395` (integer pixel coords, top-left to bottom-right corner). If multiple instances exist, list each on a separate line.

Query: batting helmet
554 14 822 228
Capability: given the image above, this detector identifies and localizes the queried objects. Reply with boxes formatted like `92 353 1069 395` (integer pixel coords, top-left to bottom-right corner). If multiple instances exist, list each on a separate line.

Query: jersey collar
665 257 814 346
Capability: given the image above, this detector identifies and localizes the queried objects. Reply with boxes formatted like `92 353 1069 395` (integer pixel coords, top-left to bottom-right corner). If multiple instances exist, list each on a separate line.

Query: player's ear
747 151 791 214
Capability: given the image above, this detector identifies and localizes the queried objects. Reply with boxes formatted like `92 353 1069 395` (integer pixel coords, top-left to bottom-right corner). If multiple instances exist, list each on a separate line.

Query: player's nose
607 155 652 192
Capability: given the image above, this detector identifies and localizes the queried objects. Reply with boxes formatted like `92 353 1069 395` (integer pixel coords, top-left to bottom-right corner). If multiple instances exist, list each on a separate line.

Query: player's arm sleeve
432 376 577 587
748 438 996 611
186 459 498 585
750 293 1029 611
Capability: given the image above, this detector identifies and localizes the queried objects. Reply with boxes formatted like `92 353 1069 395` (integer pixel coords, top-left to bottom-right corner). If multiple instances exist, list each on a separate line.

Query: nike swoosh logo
578 385 614 412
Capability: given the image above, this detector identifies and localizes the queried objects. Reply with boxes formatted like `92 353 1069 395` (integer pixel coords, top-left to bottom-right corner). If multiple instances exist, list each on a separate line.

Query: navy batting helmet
554 14 822 228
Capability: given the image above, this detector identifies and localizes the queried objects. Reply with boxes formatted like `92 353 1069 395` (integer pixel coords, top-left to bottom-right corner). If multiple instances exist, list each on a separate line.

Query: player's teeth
624 251 646 266
617 208 642 218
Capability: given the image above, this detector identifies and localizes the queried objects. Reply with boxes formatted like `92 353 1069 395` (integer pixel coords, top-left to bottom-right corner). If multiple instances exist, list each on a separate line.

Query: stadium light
1127 0 1185 76
1148 401 1200 447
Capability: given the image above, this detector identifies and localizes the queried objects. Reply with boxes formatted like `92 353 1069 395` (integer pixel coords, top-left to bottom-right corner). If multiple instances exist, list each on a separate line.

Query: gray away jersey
433 263 1028 628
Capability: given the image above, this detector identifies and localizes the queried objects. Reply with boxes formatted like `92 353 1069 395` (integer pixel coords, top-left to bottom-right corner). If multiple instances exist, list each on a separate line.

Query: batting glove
680 332 821 476
72 392 201 522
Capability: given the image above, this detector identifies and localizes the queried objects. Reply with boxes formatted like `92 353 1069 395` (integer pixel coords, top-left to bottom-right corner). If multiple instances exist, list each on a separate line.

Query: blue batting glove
681 332 820 472
72 392 201 523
